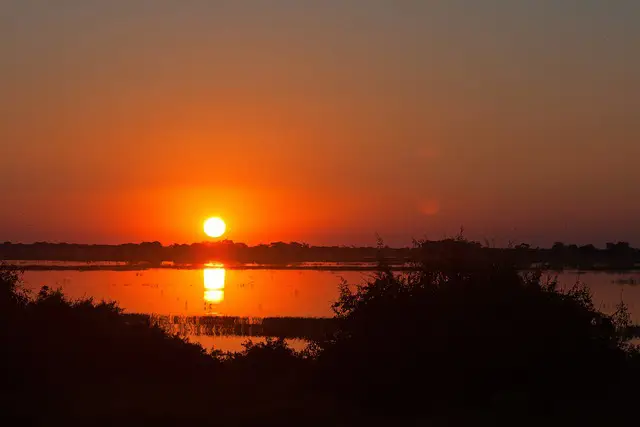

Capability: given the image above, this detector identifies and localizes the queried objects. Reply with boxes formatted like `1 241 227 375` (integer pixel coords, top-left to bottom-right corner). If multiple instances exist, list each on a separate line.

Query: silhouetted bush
0 267 308 426
315 238 640 418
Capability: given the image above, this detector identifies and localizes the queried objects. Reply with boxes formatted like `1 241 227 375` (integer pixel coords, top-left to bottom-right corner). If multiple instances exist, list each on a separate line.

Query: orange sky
1 1 639 246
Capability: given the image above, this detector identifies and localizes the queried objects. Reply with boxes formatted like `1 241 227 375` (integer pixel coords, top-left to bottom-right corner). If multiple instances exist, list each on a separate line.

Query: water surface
19 266 640 350
21 267 369 317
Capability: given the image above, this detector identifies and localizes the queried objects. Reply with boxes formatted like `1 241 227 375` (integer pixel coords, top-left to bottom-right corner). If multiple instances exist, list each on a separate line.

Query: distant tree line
1 238 639 270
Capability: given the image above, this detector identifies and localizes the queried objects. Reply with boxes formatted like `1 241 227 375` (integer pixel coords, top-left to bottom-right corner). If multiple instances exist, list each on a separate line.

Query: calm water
19 266 640 350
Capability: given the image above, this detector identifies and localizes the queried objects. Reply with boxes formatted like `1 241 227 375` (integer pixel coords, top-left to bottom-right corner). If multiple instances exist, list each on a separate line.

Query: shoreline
3 262 640 273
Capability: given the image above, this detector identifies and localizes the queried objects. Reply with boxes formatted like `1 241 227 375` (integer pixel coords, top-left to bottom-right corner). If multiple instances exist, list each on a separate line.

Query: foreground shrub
0 270 307 425
316 238 640 415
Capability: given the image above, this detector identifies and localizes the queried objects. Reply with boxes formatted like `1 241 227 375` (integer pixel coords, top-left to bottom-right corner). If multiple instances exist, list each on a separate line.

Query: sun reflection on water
204 263 225 310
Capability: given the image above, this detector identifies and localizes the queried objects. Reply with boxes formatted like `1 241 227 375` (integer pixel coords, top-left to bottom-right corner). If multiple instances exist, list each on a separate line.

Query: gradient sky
1 0 639 246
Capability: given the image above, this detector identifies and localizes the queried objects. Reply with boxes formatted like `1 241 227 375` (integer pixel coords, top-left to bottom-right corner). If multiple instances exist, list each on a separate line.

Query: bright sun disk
204 217 226 238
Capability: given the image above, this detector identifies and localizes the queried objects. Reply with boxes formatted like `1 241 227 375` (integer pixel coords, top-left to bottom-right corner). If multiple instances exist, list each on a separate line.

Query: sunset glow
204 217 226 239
7 1 640 422
1 1 638 247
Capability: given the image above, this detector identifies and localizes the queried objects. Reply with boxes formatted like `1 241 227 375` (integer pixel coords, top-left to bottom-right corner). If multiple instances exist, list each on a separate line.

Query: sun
203 217 226 238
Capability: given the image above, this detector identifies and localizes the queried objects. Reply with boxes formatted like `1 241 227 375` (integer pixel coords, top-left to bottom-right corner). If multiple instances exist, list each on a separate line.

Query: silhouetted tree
316 239 640 418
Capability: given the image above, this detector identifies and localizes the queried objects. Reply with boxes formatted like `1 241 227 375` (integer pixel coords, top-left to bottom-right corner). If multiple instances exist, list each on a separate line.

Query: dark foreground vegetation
3 239 640 425
2 237 640 270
